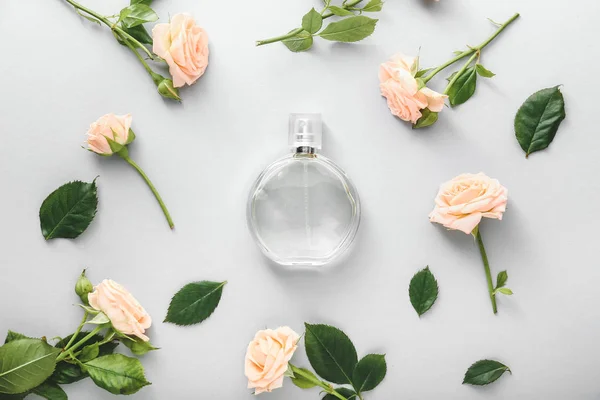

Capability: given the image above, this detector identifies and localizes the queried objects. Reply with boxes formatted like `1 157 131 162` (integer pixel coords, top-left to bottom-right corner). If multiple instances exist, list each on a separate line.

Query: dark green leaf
352 354 386 393
463 359 511 386
319 16 378 43
409 266 439 316
120 24 153 45
328 6 354 16
119 4 158 29
475 64 495 78
496 271 508 288
31 382 67 400
164 281 227 326
39 180 98 240
0 339 60 394
413 108 439 129
448 66 477 106
4 331 29 344
84 354 150 395
323 388 357 399
415 68 433 78
50 362 87 385
79 344 100 363
304 323 358 385
283 30 314 52
121 337 158 356
290 367 318 389
302 8 323 34
55 332 116 356
361 0 383 12
0 393 27 399
514 86 566 158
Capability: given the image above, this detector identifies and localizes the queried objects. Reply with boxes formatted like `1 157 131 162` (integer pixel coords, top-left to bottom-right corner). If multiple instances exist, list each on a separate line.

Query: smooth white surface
1 0 599 399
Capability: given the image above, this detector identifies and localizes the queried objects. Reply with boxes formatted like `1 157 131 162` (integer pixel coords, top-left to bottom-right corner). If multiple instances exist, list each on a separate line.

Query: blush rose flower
88 279 152 341
379 53 447 124
152 14 209 88
86 113 133 156
245 326 300 394
429 173 508 235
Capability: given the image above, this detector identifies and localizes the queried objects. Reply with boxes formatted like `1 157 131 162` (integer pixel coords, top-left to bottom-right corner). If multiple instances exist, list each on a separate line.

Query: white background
1 0 599 399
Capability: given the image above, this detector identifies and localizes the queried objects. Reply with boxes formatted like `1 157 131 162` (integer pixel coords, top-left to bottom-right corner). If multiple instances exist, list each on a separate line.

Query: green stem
422 12 519 84
289 364 348 400
61 311 88 353
117 149 175 229
475 228 498 314
63 0 154 59
255 0 364 46
56 326 103 362
443 52 478 95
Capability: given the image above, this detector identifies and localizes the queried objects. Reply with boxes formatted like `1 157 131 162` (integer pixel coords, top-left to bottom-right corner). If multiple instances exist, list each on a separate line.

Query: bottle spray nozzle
289 113 322 151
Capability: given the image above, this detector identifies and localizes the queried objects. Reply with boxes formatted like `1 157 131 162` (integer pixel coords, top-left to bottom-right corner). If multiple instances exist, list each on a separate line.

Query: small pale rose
152 14 209 88
245 326 300 395
88 279 152 341
379 53 447 123
86 113 133 156
429 173 508 234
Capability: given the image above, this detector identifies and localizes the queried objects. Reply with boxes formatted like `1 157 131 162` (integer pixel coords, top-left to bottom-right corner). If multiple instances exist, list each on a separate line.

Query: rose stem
63 0 154 59
61 311 88 353
475 228 498 314
119 34 164 86
289 364 348 400
117 148 175 230
255 0 364 46
56 325 103 362
443 52 478 95
422 12 520 84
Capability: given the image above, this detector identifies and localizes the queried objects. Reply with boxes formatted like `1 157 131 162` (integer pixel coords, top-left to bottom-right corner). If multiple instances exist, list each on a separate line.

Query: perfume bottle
247 113 361 266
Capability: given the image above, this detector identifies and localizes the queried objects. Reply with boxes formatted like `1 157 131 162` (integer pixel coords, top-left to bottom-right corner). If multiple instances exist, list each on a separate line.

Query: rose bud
75 269 93 305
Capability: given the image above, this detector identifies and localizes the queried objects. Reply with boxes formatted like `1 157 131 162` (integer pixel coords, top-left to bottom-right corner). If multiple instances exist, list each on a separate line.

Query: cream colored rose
245 327 300 394
86 113 132 155
429 173 508 234
88 279 152 341
379 53 447 123
152 14 209 88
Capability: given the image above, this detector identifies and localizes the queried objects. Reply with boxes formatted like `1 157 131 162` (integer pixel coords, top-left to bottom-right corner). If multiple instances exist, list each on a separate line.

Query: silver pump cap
288 113 322 151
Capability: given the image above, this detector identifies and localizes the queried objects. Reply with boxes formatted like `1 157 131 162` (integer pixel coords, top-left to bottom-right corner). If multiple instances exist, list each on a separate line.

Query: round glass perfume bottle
247 114 361 266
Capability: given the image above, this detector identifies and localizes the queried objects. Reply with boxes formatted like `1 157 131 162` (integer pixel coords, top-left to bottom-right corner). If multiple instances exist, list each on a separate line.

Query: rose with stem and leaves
86 113 175 229
256 0 383 52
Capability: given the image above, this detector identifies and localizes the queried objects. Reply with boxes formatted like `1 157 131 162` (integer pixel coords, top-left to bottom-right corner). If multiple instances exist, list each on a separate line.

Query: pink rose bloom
88 279 152 341
429 173 508 234
152 14 209 88
379 53 447 123
245 327 300 394
86 113 133 156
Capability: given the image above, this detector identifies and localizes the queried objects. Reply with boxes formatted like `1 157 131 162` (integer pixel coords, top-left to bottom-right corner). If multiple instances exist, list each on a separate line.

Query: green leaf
323 388 357 400
413 108 438 129
416 78 425 90
448 66 477 106
164 281 227 326
87 312 110 325
119 4 158 29
4 331 29 344
514 86 566 158
304 323 358 385
50 362 86 385
319 16 378 43
475 64 495 78
361 0 383 12
495 288 513 296
84 354 150 395
0 339 60 394
352 354 386 392
415 68 433 78
409 266 439 316
328 6 354 16
120 24 153 45
283 30 314 52
130 0 152 4
31 382 67 400
496 271 508 288
121 337 158 356
0 392 27 399
302 8 323 34
79 344 100 363
290 367 318 389
39 180 98 240
463 359 511 386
